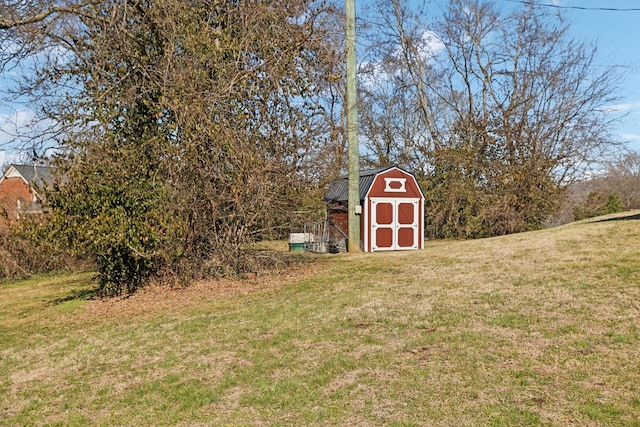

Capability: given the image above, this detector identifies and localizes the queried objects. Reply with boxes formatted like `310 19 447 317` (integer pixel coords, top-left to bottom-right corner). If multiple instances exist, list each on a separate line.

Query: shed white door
371 198 420 251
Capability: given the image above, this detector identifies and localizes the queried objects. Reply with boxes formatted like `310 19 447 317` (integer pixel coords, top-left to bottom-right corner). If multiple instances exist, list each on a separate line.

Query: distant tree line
567 151 640 222
0 0 625 294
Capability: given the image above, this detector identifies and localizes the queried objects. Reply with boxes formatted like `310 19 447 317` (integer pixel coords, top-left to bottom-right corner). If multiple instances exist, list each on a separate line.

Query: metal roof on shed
324 166 393 202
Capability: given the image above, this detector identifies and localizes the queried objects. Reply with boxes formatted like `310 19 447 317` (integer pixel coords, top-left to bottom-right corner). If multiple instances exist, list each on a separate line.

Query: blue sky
398 0 640 151
1 0 640 166
552 0 640 150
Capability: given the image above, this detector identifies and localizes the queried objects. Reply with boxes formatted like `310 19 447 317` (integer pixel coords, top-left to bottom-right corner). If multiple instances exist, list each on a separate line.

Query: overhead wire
506 0 640 12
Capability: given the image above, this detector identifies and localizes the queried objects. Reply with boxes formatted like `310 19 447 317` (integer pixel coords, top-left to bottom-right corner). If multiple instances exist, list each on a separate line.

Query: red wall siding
330 210 348 236
366 168 423 199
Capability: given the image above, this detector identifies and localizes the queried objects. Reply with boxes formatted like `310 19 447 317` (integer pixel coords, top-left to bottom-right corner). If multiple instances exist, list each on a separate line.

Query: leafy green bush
573 191 626 221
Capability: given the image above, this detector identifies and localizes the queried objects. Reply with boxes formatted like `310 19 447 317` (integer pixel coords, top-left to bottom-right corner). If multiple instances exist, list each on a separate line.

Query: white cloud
0 108 58 160
416 30 445 61
359 30 445 90
358 60 390 88
620 133 640 142
0 109 38 146
388 30 445 64
603 102 639 113
0 150 20 169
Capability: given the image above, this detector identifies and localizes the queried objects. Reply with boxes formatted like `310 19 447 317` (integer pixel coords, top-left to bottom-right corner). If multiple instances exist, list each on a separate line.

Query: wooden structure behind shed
325 166 424 252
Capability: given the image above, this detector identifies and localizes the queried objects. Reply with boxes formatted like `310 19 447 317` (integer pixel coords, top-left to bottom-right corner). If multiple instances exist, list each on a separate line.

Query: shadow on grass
49 288 98 306
594 213 640 223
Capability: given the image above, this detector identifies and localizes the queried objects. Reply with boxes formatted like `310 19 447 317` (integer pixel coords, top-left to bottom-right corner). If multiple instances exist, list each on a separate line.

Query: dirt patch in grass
81 258 327 321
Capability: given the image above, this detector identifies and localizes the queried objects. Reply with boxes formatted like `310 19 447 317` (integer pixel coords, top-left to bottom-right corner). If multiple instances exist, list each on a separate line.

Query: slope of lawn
1 212 639 426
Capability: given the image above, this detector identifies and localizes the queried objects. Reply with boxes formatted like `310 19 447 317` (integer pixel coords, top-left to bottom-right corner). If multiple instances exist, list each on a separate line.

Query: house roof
0 164 56 190
324 166 394 202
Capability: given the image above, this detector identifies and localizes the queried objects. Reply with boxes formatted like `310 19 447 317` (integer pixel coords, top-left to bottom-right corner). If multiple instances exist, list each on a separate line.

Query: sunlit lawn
1 212 639 426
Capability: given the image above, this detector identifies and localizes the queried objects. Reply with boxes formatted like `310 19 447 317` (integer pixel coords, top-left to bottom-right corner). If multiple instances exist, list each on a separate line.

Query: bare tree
603 150 640 209
357 0 442 171
360 0 623 237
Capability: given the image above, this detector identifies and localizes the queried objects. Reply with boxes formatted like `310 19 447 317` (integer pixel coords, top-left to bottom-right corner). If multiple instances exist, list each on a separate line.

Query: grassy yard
1 212 639 426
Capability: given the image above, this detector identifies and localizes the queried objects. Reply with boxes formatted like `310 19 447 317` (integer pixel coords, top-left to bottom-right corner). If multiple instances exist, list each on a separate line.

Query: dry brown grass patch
81 257 326 321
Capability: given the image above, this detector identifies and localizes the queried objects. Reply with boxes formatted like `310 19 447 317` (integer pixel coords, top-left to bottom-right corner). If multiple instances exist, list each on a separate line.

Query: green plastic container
289 233 307 252
289 242 305 252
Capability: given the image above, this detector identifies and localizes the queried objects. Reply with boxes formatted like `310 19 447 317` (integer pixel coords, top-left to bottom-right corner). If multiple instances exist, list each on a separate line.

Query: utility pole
346 0 360 252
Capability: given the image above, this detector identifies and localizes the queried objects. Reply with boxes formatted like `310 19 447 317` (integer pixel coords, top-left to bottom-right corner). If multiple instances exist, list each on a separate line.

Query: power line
507 0 640 11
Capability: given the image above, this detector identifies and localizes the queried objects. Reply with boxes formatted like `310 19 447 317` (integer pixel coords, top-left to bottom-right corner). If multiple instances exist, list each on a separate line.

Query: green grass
1 211 640 425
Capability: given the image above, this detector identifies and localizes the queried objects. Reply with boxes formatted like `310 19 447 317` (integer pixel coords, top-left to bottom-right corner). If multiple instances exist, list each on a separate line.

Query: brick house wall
0 176 37 220
0 164 54 222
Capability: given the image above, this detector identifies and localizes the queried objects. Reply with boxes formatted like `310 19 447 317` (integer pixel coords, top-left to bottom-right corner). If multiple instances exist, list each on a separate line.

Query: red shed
324 166 424 252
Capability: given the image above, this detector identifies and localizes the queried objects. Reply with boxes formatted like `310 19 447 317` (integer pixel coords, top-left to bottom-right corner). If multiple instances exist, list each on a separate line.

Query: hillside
1 211 639 426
